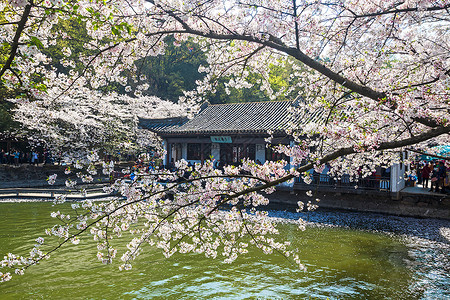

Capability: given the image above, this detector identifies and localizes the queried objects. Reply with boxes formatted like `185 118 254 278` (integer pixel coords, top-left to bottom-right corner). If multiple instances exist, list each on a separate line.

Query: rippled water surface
0 202 448 299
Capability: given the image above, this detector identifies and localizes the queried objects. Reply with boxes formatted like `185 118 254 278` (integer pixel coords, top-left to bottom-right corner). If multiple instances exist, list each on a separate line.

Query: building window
187 143 211 161
246 144 256 161
187 143 201 160
220 144 255 165
203 144 211 159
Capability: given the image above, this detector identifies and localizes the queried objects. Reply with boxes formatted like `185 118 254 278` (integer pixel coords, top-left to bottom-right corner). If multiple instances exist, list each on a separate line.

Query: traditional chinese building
139 100 304 168
139 100 409 194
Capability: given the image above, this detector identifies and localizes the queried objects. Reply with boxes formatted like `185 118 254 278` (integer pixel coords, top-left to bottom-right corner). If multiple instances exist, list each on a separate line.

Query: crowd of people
413 160 450 194
0 149 53 166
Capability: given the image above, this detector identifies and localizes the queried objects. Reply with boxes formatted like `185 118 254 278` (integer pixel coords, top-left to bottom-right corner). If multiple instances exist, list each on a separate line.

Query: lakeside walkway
0 178 448 200
402 185 448 196
0 182 113 200
0 187 112 200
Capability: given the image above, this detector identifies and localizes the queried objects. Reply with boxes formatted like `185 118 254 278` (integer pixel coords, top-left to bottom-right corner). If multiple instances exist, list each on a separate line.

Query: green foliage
207 59 305 104
128 37 304 104
0 85 21 134
29 36 44 48
41 18 95 75
208 74 267 105
131 36 206 101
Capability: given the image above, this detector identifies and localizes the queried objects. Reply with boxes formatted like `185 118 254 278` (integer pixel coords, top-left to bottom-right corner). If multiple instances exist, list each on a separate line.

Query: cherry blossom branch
0 1 33 79
31 171 269 266
237 1 295 17
292 0 300 50
392 69 450 92
350 4 450 19
0 21 20 26
148 3 388 103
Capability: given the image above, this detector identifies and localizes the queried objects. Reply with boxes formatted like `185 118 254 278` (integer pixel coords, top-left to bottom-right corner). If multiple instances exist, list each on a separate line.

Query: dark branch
406 148 450 161
0 1 33 79
352 4 450 19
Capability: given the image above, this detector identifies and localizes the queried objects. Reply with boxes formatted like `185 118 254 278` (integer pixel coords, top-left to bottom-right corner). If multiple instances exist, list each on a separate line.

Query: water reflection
0 202 448 299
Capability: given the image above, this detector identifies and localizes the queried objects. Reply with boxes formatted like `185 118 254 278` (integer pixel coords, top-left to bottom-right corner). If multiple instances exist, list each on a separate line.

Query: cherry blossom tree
1 0 449 282
9 86 186 159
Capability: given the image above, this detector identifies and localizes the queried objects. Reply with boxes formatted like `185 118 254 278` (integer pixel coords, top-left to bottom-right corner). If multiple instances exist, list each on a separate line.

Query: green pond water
0 202 447 299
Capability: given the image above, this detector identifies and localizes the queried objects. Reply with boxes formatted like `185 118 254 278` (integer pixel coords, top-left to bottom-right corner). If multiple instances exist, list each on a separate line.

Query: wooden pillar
200 143 204 164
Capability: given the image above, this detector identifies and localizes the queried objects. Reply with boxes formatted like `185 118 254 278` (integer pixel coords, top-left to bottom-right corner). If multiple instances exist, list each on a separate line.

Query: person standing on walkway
31 151 38 165
9 151 14 164
13 150 19 166
421 162 431 189
0 149 4 164
437 161 447 193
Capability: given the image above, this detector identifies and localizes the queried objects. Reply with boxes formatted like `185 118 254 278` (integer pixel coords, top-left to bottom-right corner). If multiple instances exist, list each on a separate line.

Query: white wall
162 139 168 166
255 144 265 164
390 152 406 192
276 141 295 188
290 140 295 168
390 163 402 192
181 143 187 160
211 143 220 162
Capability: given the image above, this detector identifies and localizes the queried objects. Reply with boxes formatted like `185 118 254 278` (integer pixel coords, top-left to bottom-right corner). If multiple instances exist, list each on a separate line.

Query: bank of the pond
0 163 133 188
268 209 450 246
267 189 450 220
1 164 449 219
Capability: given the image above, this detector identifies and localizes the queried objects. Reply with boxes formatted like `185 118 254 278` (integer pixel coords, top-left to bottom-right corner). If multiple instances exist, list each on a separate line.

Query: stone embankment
269 188 450 220
0 163 133 188
0 164 113 199
0 164 69 188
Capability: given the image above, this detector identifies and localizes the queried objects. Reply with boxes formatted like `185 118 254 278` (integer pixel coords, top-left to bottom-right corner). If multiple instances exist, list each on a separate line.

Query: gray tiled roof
139 116 189 131
140 100 323 136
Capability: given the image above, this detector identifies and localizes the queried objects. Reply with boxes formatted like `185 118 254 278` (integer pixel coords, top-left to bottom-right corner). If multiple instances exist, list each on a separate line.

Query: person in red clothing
421 162 431 189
